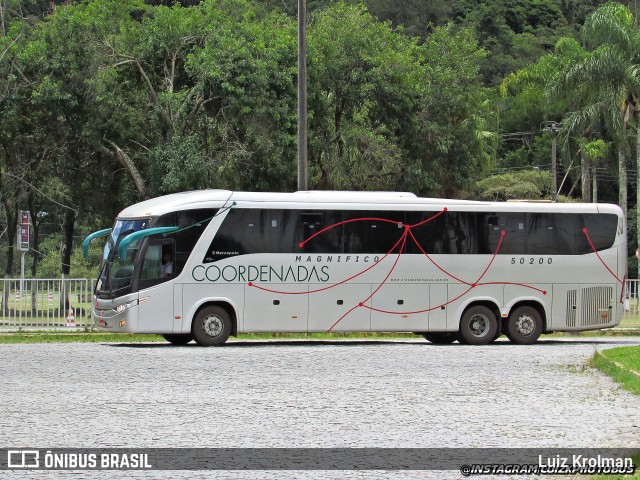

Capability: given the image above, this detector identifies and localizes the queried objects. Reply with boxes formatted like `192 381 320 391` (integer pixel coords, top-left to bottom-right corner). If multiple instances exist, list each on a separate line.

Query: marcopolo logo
192 264 330 283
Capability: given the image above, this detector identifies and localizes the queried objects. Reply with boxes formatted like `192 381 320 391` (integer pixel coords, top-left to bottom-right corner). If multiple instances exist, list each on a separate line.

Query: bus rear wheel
506 306 543 345
192 306 232 346
162 333 193 345
459 306 498 346
423 332 457 344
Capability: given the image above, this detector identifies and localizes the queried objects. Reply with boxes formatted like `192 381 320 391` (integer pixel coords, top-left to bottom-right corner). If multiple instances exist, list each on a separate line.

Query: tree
308 4 491 196
581 138 609 202
308 4 417 190
184 0 298 191
500 36 591 200
418 24 493 196
474 169 551 200
554 3 640 250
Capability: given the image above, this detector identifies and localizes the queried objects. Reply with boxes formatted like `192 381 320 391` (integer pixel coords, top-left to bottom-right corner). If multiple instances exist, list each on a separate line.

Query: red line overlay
245 209 592 331
583 227 623 285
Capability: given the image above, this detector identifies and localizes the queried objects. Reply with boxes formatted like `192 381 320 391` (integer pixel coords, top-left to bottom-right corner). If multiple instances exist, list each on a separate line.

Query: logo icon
7 450 39 468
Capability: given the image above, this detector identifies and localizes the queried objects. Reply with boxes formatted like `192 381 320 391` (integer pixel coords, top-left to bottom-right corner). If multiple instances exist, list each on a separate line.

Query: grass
590 346 640 480
0 331 165 344
591 346 640 396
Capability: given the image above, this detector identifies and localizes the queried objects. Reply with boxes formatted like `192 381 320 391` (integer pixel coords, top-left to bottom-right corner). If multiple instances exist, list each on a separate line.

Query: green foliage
308 3 420 191
36 234 103 279
148 134 211 193
308 5 490 196
473 169 551 201
2 0 636 280
591 346 640 396
418 24 492 196
0 332 165 343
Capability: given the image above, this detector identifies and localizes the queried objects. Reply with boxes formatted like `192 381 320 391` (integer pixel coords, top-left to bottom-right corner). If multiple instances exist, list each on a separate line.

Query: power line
1 172 78 213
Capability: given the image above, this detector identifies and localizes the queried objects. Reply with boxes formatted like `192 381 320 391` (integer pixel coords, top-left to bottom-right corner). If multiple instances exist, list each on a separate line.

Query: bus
84 190 627 346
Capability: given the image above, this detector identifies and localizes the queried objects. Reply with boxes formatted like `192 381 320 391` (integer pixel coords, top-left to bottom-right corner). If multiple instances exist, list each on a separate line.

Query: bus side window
527 213 564 254
299 212 342 253
487 213 525 254
580 213 618 253
406 211 446 254
263 209 296 253
139 241 175 287
140 244 163 280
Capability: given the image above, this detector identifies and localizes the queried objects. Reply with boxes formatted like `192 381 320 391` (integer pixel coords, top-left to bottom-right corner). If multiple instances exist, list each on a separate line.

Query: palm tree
556 2 640 247
500 37 587 199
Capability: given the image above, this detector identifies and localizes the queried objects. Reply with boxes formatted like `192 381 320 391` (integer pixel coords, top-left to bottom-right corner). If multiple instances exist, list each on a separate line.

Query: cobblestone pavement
1 337 639 479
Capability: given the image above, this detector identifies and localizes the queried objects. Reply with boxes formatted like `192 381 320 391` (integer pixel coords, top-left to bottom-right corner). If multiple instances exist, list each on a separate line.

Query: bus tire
192 306 232 346
423 332 457 344
162 333 193 345
506 306 543 345
459 305 498 346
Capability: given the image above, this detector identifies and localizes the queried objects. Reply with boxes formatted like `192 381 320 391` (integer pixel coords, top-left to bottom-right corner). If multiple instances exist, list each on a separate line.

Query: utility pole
297 0 308 191
543 122 560 201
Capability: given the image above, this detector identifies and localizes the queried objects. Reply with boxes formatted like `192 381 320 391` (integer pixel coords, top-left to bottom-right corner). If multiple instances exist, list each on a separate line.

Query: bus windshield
96 218 150 296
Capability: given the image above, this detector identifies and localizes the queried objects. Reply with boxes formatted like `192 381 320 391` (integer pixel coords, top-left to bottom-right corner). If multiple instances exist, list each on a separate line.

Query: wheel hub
469 314 489 337
516 315 535 336
203 315 223 337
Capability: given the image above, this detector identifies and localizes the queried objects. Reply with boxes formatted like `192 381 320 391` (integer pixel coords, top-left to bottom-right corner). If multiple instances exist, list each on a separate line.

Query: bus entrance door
137 283 174 332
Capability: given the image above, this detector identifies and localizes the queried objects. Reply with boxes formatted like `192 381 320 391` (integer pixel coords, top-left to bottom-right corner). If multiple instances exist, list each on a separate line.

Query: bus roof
117 189 621 218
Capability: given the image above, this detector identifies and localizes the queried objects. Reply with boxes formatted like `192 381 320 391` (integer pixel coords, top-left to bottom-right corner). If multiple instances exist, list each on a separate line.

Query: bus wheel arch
458 302 500 346
191 302 237 346
505 302 545 345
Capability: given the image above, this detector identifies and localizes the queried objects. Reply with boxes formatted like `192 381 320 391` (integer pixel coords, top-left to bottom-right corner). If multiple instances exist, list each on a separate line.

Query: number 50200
510 257 553 265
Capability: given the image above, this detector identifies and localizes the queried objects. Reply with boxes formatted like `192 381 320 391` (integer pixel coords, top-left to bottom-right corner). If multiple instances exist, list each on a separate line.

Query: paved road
0 337 639 479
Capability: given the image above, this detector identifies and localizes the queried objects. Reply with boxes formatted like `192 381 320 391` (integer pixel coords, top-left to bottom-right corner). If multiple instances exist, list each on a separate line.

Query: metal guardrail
1 277 640 330
622 279 640 327
0 278 94 329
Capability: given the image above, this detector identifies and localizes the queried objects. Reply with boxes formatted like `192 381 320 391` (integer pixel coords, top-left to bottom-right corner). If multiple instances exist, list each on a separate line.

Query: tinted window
407 212 447 254
205 209 260 262
203 208 618 260
487 213 526 254
299 211 343 253
205 209 299 262
578 213 618 254
155 208 218 274
408 212 491 254
343 211 406 254
526 213 573 254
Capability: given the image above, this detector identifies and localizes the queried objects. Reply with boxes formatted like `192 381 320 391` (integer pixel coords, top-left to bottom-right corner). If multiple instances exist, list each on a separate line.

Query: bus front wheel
506 306 543 345
192 306 232 346
459 306 498 346
162 333 193 345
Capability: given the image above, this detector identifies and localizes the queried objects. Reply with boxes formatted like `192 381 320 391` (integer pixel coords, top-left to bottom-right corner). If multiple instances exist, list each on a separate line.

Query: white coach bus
84 190 627 346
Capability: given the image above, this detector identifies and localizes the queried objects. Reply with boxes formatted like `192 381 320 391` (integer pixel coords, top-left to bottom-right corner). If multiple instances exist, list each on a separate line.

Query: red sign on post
18 210 29 252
